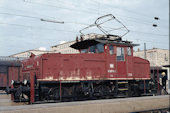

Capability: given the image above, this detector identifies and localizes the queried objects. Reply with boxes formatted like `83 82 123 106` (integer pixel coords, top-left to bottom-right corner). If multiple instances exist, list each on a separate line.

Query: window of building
127 47 131 56
96 43 104 53
117 47 124 61
164 54 168 61
109 45 114 55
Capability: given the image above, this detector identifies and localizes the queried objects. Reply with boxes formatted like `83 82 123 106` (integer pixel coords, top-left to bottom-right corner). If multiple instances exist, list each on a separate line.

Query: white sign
110 64 114 68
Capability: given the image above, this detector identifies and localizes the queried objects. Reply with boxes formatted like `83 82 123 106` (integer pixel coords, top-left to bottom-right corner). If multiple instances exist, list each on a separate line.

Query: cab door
126 47 133 78
116 46 127 79
106 45 117 78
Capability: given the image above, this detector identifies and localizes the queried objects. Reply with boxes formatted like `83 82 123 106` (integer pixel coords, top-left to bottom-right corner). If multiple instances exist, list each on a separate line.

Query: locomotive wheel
73 84 84 100
95 85 110 98
14 86 29 102
49 87 60 100
14 91 29 102
53 88 60 100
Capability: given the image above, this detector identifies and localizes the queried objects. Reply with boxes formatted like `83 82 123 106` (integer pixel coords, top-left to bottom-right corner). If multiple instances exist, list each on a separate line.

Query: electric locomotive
8 14 152 104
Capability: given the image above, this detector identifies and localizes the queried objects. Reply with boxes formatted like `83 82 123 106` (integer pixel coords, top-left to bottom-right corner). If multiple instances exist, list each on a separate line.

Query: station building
10 47 53 58
50 41 79 54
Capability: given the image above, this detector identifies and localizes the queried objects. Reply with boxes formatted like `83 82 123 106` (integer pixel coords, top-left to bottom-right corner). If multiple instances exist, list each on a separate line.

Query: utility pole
144 43 146 59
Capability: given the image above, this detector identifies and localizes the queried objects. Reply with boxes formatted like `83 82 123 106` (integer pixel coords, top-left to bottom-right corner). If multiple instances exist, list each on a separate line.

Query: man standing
162 72 167 90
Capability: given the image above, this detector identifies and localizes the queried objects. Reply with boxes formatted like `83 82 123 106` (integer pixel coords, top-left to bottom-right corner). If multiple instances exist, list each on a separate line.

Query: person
162 72 167 90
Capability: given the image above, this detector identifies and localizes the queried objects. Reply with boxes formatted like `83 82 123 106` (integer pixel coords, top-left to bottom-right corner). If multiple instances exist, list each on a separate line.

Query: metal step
118 88 128 91
118 81 128 84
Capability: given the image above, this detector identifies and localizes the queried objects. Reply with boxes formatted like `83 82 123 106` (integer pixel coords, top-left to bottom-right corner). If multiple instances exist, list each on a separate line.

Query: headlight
11 80 14 85
23 79 27 85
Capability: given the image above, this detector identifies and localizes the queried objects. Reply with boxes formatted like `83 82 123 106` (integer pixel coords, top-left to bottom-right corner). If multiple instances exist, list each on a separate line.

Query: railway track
0 95 169 113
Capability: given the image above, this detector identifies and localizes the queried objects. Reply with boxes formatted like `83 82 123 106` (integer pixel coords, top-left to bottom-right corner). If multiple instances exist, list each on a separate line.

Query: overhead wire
0 0 168 53
129 38 168 44
23 0 168 28
43 0 99 12
0 6 55 19
2 0 167 28
129 30 168 37
0 1 168 37
2 0 168 30
0 12 42 19
43 0 167 25
131 39 169 47
47 0 162 23
0 34 62 41
0 33 166 45
0 11 168 36
25 1 98 16
0 21 168 38
0 11 168 30
90 0 168 21
0 33 167 47
0 22 78 33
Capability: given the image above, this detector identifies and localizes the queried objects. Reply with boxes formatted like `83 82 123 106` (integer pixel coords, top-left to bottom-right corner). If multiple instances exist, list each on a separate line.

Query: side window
109 45 114 55
89 45 96 53
117 47 124 61
96 43 104 53
127 47 131 56
81 49 88 53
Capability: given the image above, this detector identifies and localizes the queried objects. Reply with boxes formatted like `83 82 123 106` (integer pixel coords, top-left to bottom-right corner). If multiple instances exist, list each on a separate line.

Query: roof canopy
70 37 139 50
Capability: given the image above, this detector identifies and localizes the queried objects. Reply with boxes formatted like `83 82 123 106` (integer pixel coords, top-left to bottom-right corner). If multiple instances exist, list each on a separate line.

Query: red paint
30 70 35 103
21 44 150 103
8 67 20 86
0 66 21 88
0 73 7 87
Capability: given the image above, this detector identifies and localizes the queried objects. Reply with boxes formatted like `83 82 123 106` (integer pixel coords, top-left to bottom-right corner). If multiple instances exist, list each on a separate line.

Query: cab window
117 47 124 61
127 47 131 56
89 45 96 53
109 45 114 55
81 43 104 54
81 49 88 53
96 43 104 53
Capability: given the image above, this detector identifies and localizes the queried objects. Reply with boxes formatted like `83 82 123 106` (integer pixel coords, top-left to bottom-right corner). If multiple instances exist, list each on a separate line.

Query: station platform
0 95 169 113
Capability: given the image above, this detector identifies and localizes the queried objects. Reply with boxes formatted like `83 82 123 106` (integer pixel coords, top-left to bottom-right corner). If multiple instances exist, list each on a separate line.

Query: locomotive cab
71 34 139 79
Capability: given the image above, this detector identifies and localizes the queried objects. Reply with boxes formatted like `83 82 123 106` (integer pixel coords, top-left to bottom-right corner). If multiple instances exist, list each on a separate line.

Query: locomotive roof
70 36 139 50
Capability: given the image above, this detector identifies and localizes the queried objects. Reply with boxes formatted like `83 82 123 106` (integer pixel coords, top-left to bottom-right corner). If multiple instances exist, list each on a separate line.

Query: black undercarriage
9 80 161 104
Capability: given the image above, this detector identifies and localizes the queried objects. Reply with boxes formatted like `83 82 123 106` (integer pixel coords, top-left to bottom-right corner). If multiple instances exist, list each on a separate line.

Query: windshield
80 43 104 53
81 49 88 53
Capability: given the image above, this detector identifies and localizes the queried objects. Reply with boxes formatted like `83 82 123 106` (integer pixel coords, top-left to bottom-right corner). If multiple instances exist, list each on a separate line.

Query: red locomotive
9 14 152 103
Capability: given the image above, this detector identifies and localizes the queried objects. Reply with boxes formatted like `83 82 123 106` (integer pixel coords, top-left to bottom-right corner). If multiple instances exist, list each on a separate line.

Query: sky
0 0 169 56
